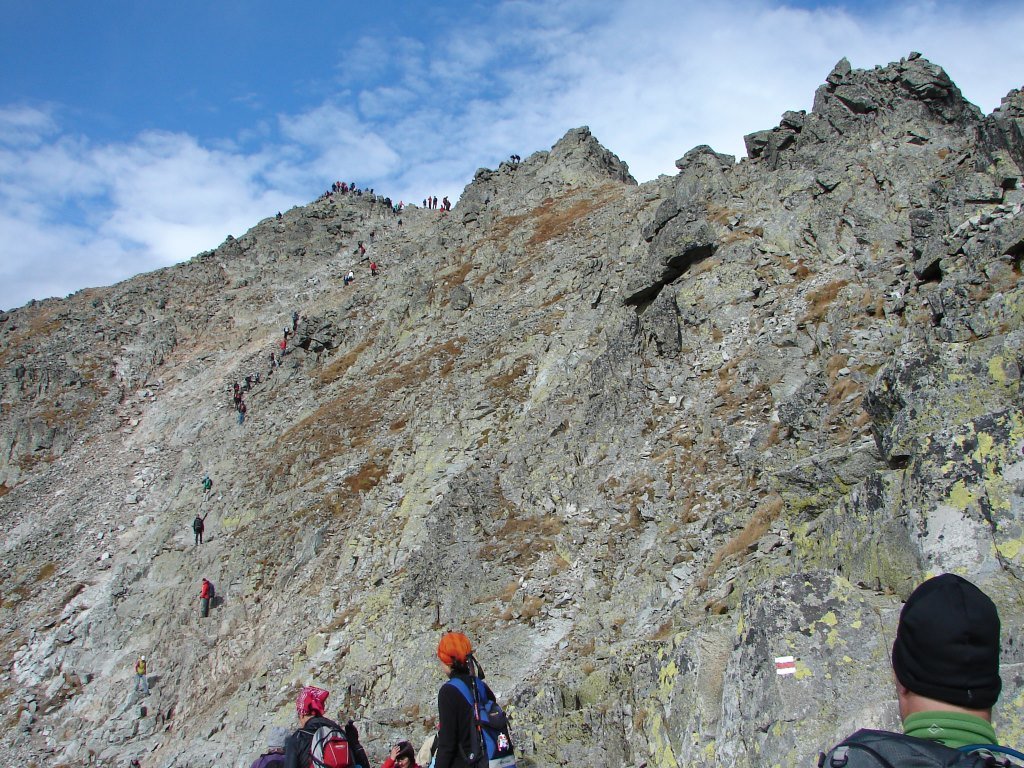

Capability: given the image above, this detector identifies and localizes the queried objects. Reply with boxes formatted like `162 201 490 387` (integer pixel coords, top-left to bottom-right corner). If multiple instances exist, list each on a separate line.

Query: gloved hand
345 720 359 743
346 720 370 768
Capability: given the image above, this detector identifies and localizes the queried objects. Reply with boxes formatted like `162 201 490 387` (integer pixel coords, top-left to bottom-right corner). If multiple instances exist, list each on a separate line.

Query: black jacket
434 675 496 768
283 716 369 768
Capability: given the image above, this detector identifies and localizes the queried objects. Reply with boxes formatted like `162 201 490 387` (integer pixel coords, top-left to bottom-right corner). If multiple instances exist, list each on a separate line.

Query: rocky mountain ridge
1 54 1023 767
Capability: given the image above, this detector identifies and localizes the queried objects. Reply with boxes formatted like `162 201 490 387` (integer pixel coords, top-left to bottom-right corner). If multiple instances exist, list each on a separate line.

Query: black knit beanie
891 573 1002 709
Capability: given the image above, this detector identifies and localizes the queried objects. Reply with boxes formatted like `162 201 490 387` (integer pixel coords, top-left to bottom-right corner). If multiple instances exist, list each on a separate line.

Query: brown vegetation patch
370 338 466 386
317 336 376 385
487 212 531 243
485 356 532 396
440 261 475 291
267 395 383 490
802 279 850 323
479 507 563 568
321 454 391 521
523 184 624 249
343 453 390 495
698 493 784 591
825 354 849 380
826 377 863 405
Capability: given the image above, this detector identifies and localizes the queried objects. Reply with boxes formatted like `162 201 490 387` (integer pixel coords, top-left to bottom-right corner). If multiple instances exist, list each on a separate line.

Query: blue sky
2 1 1023 310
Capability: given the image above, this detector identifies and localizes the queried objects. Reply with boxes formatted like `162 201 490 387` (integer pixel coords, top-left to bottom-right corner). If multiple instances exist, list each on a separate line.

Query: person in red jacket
200 578 213 618
380 740 417 768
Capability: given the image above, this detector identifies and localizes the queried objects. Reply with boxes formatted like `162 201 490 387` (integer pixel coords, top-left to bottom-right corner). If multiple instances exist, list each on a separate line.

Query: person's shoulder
439 678 469 701
307 715 342 730
822 729 973 768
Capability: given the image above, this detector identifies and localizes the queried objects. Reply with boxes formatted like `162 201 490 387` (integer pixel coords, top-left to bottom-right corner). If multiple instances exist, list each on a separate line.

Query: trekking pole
467 654 487 764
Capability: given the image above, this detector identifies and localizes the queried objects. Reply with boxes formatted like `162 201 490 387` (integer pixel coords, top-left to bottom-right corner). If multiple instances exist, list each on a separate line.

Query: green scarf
903 711 997 748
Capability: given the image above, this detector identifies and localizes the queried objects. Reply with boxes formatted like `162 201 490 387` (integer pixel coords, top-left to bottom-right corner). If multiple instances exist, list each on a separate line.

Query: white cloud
2 0 1023 310
0 104 59 146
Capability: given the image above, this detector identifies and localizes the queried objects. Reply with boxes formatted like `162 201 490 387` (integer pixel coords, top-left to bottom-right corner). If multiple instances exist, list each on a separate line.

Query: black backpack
820 730 1024 768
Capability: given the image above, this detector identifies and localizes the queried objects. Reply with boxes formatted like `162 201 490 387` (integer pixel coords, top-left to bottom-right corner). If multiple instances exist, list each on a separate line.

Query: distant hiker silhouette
193 513 207 545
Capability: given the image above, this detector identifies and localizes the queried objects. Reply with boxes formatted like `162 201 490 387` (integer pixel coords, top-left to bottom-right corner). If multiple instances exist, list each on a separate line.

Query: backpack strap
445 677 487 767
960 745 1024 765
830 742 901 768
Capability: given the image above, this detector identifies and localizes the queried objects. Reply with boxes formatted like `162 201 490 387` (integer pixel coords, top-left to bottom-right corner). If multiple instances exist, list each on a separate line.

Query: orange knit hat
437 632 473 666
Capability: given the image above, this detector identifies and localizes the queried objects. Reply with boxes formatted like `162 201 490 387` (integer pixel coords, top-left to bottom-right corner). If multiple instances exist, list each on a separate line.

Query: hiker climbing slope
134 655 149 696
200 578 215 618
193 512 208 545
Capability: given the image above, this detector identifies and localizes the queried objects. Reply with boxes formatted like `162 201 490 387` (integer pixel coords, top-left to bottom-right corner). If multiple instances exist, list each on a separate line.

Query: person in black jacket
434 632 498 768
193 513 207 545
284 685 369 768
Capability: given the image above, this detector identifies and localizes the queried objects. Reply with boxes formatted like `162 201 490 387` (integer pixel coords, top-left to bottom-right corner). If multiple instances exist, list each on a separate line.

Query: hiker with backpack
200 578 215 618
283 685 369 768
250 726 290 768
434 632 516 768
193 513 208 545
820 573 1022 767
134 655 149 696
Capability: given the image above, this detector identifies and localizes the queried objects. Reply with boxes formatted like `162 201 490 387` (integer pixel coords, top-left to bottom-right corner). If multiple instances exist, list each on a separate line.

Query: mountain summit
1 55 1023 767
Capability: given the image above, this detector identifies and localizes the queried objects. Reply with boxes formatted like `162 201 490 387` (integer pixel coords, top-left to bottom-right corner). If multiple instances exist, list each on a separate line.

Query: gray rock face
1 55 1023 768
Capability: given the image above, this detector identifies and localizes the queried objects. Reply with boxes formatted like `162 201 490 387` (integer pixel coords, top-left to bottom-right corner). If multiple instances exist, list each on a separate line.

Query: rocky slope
1 54 1023 767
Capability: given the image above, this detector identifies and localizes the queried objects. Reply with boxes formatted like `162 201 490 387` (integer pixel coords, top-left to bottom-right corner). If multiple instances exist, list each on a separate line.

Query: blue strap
447 677 487 705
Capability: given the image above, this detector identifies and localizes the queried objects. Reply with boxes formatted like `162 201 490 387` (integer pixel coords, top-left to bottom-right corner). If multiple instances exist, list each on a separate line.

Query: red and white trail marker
775 656 796 676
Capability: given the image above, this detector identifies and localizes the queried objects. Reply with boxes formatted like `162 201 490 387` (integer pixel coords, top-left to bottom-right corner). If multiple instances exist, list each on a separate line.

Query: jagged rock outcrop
1 54 1023 768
